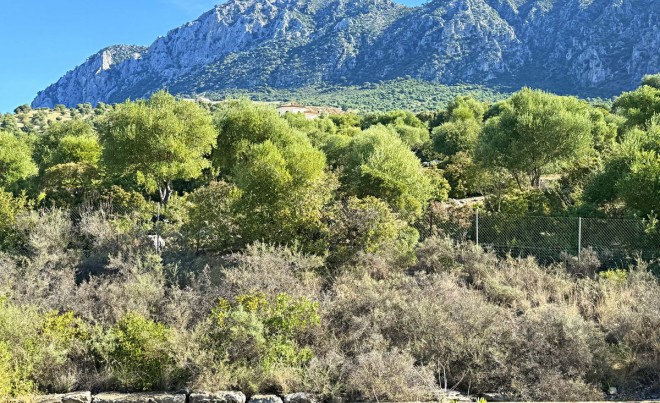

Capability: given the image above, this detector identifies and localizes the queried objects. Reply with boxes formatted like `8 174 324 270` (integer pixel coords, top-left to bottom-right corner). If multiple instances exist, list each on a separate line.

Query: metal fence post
475 208 479 246
578 217 582 263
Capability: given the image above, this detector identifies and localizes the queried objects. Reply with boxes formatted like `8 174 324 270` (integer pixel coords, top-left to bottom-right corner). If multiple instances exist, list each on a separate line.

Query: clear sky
0 0 424 113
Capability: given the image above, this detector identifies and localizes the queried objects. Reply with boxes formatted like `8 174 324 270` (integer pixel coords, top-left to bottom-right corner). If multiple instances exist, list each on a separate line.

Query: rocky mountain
32 0 659 108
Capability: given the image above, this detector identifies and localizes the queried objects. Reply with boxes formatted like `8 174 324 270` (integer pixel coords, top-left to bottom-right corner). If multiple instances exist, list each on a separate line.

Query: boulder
189 391 246 403
64 392 93 403
92 393 186 403
283 393 319 403
35 395 64 403
248 395 283 403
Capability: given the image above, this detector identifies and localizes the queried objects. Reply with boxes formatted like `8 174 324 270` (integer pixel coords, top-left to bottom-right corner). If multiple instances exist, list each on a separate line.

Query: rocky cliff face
32 0 660 108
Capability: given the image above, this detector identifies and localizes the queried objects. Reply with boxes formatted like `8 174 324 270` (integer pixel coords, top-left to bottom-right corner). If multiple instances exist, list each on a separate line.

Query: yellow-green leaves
99 91 216 202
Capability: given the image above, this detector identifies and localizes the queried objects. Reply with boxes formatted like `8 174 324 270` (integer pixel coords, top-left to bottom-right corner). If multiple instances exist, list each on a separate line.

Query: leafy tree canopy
0 131 37 189
613 77 660 129
99 91 216 203
340 125 438 220
477 88 594 188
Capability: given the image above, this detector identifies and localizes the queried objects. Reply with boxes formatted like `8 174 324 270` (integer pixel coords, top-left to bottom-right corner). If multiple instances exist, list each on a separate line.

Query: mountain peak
32 0 659 108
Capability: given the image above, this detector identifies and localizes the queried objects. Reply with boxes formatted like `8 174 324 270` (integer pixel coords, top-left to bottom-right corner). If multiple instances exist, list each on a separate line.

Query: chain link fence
413 206 660 267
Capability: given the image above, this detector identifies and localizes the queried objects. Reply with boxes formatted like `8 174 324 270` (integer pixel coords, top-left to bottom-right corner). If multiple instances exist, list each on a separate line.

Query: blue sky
0 0 424 113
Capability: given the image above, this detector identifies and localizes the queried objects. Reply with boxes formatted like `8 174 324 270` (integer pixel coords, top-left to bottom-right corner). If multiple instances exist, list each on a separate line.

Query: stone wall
17 391 320 403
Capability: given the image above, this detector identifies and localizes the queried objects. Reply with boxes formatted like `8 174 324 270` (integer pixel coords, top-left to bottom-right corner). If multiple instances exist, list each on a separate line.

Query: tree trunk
530 169 541 188
158 180 172 204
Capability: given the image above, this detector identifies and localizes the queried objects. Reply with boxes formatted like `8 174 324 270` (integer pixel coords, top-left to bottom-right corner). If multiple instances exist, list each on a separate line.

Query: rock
608 386 618 395
189 391 247 403
63 392 92 403
92 393 186 403
480 392 508 402
35 395 65 403
248 395 283 403
282 393 319 403
31 0 659 109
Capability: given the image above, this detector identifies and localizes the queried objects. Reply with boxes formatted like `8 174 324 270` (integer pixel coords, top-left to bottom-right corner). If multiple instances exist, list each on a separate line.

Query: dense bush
103 312 179 391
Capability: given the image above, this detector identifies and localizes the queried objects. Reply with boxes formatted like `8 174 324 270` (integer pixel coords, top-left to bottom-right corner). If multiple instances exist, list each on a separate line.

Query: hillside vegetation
0 75 659 401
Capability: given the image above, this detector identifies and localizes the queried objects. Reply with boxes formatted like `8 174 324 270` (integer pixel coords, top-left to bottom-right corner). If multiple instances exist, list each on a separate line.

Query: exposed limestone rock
31 0 660 108
247 395 283 403
91 392 186 403
282 393 319 403
189 391 247 403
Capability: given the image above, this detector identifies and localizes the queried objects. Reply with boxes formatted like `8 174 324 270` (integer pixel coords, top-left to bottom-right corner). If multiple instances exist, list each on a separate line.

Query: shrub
103 312 179 391
221 243 323 300
183 181 241 252
0 189 28 251
325 196 417 270
202 292 320 394
344 349 435 402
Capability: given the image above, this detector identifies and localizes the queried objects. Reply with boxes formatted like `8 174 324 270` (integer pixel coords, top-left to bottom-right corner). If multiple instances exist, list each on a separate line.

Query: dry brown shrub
595 265 660 387
219 242 323 300
344 349 436 402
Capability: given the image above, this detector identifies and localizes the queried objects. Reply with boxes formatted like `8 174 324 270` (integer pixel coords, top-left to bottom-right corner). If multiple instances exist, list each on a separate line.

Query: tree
585 118 660 214
363 110 429 148
13 104 31 114
433 118 481 157
0 189 28 251
340 125 437 220
213 100 333 251
183 181 242 252
213 100 294 174
616 150 660 215
642 73 660 90
233 138 331 251
36 120 98 170
99 91 216 204
613 79 660 129
477 88 593 188
0 131 37 188
325 196 417 268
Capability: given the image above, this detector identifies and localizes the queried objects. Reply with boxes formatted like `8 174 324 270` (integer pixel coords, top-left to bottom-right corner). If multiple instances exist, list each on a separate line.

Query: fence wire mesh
413 207 660 267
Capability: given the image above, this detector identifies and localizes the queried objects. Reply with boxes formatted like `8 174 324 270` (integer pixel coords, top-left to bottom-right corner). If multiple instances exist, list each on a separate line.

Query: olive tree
477 88 593 188
340 125 438 220
99 91 216 204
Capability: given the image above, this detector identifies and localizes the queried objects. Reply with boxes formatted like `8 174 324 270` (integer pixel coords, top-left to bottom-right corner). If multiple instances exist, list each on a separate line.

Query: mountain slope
32 0 659 108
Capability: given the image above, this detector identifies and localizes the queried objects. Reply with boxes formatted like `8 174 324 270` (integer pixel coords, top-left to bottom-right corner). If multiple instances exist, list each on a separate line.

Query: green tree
213 100 293 174
233 138 331 251
99 91 216 204
0 131 37 188
340 125 437 220
585 118 660 215
613 79 660 129
477 88 593 188
213 101 332 251
326 196 419 268
642 73 660 90
363 110 429 148
0 189 28 251
616 150 660 215
36 120 98 170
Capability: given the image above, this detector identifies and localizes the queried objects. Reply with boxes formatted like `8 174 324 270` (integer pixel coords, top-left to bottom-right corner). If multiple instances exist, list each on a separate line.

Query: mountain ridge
32 0 660 108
